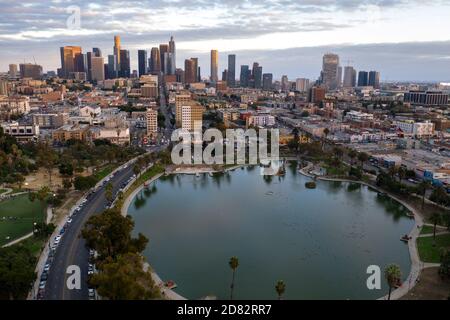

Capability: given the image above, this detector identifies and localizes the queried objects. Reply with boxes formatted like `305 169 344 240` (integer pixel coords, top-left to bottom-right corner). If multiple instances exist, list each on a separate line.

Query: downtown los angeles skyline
1 0 450 81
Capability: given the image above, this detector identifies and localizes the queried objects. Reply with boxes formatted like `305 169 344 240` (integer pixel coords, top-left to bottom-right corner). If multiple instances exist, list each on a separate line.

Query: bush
74 175 97 191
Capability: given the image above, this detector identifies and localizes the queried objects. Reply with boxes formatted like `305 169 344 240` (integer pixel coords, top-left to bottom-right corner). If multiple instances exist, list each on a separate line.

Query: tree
417 180 431 209
357 152 369 168
105 182 114 202
0 245 37 299
348 149 357 165
333 146 344 160
322 128 330 151
397 166 407 183
384 264 401 300
89 253 160 300
73 175 96 191
229 256 239 300
429 187 450 207
62 178 72 190
36 143 58 186
133 164 142 179
82 208 148 261
14 173 25 190
430 212 441 243
275 280 286 300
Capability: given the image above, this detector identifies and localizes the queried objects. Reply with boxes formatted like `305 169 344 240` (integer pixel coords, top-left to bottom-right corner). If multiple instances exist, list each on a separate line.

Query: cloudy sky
1 0 450 81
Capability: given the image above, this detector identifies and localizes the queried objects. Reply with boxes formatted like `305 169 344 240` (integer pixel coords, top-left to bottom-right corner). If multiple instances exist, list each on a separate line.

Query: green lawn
0 189 8 195
93 164 115 182
0 194 47 246
417 233 450 263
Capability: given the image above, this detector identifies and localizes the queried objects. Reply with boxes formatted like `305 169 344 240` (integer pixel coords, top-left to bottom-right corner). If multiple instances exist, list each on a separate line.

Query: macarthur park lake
128 164 414 300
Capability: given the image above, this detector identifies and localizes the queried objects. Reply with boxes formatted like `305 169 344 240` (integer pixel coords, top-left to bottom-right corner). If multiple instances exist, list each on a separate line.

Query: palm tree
105 182 113 202
275 280 286 300
348 149 357 165
357 152 369 169
417 180 431 209
322 128 330 151
384 264 401 300
430 212 441 244
229 256 239 300
398 166 406 183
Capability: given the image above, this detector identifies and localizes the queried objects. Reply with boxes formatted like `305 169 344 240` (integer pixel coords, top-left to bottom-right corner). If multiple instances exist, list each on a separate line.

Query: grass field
0 194 47 246
417 233 450 263
93 164 115 182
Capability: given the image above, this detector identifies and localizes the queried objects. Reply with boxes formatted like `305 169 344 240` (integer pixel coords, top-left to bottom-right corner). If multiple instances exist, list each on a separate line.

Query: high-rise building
281 75 289 91
175 94 193 127
210 50 219 83
191 58 199 82
19 63 43 80
227 54 236 87
357 71 369 87
184 59 196 84
113 35 121 75
60 46 82 78
107 55 116 79
321 53 339 90
159 44 169 74
146 108 158 139
138 50 147 77
262 73 273 91
181 104 203 133
343 66 356 88
169 36 176 73
309 86 326 103
337 66 343 88
252 63 263 89
222 70 228 82
240 65 250 87
0 80 8 96
119 50 130 78
92 48 102 57
91 56 105 82
150 47 161 74
295 78 310 92
8 64 18 78
175 68 185 83
368 71 380 89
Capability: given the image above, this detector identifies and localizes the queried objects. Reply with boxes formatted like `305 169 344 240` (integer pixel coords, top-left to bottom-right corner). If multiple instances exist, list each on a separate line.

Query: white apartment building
395 120 435 138
1 121 39 142
0 96 30 116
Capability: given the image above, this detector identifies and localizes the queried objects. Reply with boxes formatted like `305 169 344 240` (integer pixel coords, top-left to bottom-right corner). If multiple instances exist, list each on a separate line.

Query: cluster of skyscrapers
320 53 380 90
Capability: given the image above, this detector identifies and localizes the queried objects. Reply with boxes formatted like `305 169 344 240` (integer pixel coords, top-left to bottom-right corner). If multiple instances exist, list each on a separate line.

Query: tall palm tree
229 256 239 300
417 180 431 209
384 264 401 300
430 212 441 244
275 280 286 300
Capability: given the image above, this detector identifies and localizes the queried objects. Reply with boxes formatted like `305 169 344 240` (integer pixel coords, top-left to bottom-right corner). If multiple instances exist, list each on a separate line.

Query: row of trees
81 208 160 299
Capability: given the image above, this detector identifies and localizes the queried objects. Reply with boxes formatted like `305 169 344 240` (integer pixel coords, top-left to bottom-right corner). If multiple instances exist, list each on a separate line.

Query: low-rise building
1 121 40 142
52 124 89 142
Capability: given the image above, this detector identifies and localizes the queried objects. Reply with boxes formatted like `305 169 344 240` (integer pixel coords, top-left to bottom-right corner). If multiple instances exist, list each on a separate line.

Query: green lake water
128 164 414 300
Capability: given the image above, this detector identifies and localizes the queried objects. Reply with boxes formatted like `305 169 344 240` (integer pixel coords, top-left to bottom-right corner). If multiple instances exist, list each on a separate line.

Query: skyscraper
169 36 176 72
368 71 380 89
159 44 169 74
113 35 121 76
19 63 43 80
184 59 196 84
60 46 82 78
357 71 369 87
210 50 219 83
321 53 339 90
240 65 250 87
295 78 310 92
150 47 161 74
8 64 18 78
227 54 236 87
281 75 289 92
138 50 147 77
343 66 356 88
91 56 105 81
107 55 116 79
191 58 199 82
119 50 130 78
92 48 102 57
262 73 273 91
252 63 263 89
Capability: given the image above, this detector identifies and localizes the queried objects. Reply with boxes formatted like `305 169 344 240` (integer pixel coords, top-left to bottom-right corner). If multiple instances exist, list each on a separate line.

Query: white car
39 281 46 289
43 264 50 272
67 218 73 224
88 288 95 300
